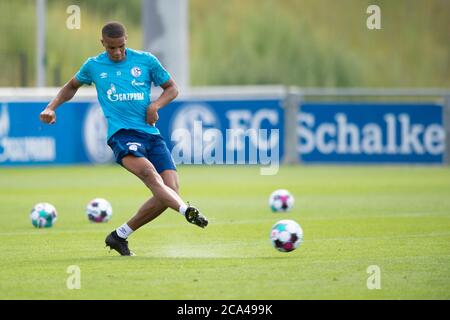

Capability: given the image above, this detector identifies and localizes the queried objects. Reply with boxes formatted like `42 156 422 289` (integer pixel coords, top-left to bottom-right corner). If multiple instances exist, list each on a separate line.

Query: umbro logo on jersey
100 72 108 79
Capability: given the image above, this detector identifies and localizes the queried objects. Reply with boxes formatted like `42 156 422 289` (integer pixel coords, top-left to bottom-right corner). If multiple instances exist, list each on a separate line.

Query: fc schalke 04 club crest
131 66 141 77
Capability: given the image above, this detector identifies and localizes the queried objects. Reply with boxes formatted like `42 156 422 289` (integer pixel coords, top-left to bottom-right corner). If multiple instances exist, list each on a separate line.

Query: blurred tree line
0 0 449 87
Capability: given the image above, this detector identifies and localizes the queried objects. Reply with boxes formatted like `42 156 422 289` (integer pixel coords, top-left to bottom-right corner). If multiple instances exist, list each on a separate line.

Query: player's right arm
39 77 83 124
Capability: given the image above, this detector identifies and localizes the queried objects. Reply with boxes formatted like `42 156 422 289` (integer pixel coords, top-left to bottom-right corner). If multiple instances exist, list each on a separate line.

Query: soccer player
39 21 208 256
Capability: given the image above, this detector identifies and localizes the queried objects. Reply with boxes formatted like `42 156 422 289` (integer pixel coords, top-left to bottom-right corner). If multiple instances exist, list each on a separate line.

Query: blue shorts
107 129 176 173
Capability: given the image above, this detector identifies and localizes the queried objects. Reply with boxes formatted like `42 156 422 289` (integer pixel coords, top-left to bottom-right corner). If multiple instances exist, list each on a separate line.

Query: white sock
179 204 187 216
116 223 133 239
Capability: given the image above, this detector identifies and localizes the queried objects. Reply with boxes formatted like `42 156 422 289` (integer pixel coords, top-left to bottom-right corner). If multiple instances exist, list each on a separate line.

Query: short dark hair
102 21 126 38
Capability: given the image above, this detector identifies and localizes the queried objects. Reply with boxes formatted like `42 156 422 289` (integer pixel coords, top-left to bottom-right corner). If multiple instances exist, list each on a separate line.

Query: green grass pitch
0 165 449 299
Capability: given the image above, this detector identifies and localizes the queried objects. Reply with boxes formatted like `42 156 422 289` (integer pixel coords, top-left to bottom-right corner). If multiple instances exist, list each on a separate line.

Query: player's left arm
146 79 179 126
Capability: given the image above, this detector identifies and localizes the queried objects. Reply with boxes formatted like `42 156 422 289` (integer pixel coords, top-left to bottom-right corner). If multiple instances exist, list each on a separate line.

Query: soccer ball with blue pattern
86 198 112 223
270 219 303 252
30 202 57 228
269 189 294 212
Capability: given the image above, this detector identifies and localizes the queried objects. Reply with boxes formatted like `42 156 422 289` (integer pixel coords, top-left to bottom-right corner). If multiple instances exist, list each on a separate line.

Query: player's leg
105 159 185 256
126 197 163 230
155 168 207 229
126 169 180 231
125 169 207 230
121 155 185 212
145 135 208 228
105 168 206 255
105 132 208 256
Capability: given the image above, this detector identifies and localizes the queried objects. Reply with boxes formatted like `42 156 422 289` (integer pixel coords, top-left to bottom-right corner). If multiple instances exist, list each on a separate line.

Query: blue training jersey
75 48 170 140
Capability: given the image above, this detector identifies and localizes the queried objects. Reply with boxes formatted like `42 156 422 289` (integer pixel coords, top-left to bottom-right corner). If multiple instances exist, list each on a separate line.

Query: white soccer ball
30 202 57 228
269 189 294 212
86 198 112 223
270 219 303 252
